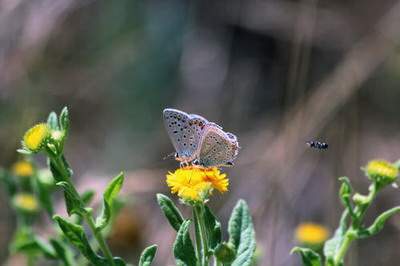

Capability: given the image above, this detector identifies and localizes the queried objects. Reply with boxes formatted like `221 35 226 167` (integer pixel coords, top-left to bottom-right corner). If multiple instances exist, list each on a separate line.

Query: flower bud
12 193 39 214
214 242 236 264
365 160 398 187
22 123 50 153
294 223 330 246
11 161 34 178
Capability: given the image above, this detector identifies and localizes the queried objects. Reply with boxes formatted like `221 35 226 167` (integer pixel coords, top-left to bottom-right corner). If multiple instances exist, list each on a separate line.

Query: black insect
306 140 328 150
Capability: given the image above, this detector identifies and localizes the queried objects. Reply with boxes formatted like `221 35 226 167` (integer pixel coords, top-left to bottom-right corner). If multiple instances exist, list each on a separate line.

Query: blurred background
1 0 400 265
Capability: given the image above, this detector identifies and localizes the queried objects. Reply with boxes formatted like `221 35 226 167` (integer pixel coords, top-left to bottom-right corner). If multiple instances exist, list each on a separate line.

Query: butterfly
306 140 328 150
163 108 239 167
195 124 239 167
163 108 209 164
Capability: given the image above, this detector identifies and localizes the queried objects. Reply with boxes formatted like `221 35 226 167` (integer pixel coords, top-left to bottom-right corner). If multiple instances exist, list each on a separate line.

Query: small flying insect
306 140 328 150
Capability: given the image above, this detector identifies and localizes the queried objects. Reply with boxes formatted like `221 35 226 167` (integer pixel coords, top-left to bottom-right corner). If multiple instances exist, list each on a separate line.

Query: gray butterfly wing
163 108 208 162
198 125 239 167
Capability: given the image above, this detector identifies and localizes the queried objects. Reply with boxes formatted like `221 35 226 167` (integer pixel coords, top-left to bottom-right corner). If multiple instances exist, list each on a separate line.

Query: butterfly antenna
163 152 176 160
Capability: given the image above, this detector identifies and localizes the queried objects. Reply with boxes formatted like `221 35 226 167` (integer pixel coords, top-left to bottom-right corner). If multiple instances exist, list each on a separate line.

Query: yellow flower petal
12 161 34 177
13 193 39 213
295 223 330 245
166 166 229 202
23 123 50 152
366 160 398 186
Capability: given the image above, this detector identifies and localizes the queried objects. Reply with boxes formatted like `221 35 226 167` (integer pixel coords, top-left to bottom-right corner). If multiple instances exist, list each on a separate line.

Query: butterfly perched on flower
163 108 239 167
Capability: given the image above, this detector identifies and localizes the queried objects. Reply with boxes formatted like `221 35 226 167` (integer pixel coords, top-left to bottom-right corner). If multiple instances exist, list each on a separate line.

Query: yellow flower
365 160 398 186
13 193 39 213
12 161 34 177
166 166 229 202
23 123 50 153
295 223 330 246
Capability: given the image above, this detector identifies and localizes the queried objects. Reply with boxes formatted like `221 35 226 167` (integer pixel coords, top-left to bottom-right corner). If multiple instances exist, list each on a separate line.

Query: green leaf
59 107 70 132
324 210 348 263
228 200 256 266
81 189 95 205
35 177 54 216
139 244 158 266
203 205 222 251
338 177 355 218
47 111 59 130
56 181 85 216
173 220 197 266
50 239 75 266
157 193 184 231
357 206 400 238
291 247 322 266
96 172 124 230
11 229 57 258
53 215 103 265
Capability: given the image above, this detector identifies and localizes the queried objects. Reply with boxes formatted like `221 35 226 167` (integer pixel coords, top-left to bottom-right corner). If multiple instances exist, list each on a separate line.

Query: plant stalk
333 182 378 265
50 153 116 266
194 204 209 266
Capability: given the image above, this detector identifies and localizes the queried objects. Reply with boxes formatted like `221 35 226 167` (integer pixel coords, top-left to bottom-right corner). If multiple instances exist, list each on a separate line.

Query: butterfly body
306 141 328 150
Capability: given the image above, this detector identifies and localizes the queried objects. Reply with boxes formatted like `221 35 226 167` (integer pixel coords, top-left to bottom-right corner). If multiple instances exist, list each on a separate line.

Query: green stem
333 230 355 265
50 153 116 266
194 205 209 266
333 182 379 265
193 208 203 266
84 212 116 266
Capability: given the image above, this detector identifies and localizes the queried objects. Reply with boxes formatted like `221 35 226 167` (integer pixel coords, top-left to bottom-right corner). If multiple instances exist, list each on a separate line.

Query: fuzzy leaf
47 111 59 130
324 210 348 263
357 206 400 238
56 181 84 216
291 247 322 266
53 215 102 265
139 245 158 266
59 107 70 132
203 205 222 251
157 193 184 231
96 172 124 230
173 220 197 266
228 200 256 266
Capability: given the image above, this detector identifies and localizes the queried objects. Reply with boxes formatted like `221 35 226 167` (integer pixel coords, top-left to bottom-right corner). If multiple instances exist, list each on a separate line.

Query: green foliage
228 200 256 266
203 205 222 251
173 220 197 266
157 193 184 231
139 245 158 266
214 242 236 264
56 181 85 216
96 172 124 230
53 215 102 265
291 247 322 266
294 159 400 266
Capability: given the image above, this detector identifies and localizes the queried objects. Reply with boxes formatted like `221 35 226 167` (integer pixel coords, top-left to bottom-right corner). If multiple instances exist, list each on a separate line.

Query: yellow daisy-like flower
166 166 229 202
365 160 398 186
23 123 50 153
12 161 34 177
295 223 330 246
13 193 39 213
